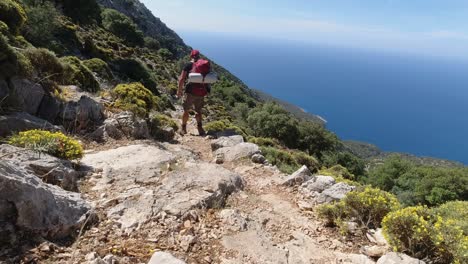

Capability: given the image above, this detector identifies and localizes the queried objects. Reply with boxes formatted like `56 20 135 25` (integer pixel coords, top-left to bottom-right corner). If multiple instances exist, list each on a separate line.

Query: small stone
85 252 99 261
203 256 212 263
297 200 313 211
184 220 192 229
361 245 388 258
251 154 266 164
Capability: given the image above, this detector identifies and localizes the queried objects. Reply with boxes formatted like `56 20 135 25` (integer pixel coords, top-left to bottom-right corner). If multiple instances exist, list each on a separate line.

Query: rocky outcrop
91 111 150 141
213 143 261 162
0 112 63 138
8 77 45 115
59 95 105 131
0 79 9 101
317 182 356 204
301 175 336 193
148 252 186 264
0 161 91 239
82 144 243 231
282 165 312 186
0 145 81 191
377 252 426 264
211 135 244 151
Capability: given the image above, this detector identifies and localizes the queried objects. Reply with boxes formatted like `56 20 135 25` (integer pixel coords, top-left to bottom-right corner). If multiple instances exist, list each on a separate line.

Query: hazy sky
141 0 468 58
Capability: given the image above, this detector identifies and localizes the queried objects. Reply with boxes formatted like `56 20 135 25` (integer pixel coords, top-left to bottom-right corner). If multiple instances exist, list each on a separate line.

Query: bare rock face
301 175 336 193
219 209 248 231
317 182 356 204
82 144 243 231
0 112 63 138
91 111 150 141
213 143 261 162
148 252 186 264
211 135 244 151
0 161 91 239
377 252 426 264
282 165 312 187
59 95 104 131
8 77 45 115
0 79 9 100
0 145 80 191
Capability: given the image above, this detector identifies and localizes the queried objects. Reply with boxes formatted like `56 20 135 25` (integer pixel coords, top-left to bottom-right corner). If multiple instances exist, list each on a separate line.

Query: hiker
177 49 211 136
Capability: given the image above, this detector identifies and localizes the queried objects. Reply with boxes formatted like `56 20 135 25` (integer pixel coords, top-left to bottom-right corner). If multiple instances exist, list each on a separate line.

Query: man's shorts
183 93 205 113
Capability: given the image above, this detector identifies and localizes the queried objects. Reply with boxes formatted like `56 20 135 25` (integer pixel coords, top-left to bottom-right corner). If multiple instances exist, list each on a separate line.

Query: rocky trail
0 110 420 264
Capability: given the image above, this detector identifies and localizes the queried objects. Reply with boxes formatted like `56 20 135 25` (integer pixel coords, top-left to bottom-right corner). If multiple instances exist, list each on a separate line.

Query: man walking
177 49 209 136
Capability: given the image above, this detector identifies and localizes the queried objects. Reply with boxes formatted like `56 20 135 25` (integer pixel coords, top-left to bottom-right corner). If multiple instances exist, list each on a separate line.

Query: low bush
113 58 158 95
149 114 178 141
432 201 468 235
8 129 83 160
144 37 160 50
0 33 32 78
291 151 319 173
247 137 281 148
23 48 65 88
83 58 113 80
61 0 101 24
61 56 100 92
318 186 400 231
319 165 357 185
158 48 173 60
382 205 467 264
260 147 319 174
101 8 143 46
204 120 247 138
0 0 27 34
112 82 158 117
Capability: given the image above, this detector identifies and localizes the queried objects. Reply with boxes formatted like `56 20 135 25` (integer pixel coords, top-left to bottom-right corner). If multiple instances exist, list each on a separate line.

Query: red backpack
189 59 211 96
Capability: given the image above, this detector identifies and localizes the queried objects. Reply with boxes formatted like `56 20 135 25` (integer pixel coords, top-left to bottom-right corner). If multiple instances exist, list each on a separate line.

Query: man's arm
177 70 188 97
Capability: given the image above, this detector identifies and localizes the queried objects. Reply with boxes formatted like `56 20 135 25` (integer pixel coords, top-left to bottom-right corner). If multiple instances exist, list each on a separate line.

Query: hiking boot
197 125 206 136
180 124 187 135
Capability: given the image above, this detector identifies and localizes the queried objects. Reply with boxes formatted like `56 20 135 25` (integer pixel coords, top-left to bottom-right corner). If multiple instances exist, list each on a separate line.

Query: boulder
9 77 45 115
211 135 244 151
213 143 261 162
0 112 63 138
59 95 104 131
301 175 336 192
0 161 91 239
282 165 312 187
91 111 149 141
377 252 426 264
148 252 186 264
251 154 266 164
361 245 388 258
367 228 389 246
37 95 61 123
0 145 80 191
317 182 356 204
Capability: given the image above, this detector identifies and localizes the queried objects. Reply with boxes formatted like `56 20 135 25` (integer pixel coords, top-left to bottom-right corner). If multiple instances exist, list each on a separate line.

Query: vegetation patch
204 120 247 138
260 146 318 174
112 82 158 117
113 58 158 95
0 0 27 34
60 56 100 92
8 129 83 160
101 8 143 46
83 58 113 81
23 47 66 89
149 114 178 141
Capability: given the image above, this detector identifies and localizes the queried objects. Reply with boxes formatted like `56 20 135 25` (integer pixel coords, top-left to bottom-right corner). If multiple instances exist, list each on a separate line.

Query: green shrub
432 201 468 235
0 33 32 78
158 48 173 60
83 58 113 80
144 37 160 50
248 137 280 147
318 186 400 230
61 0 101 24
61 56 100 92
23 48 65 87
322 151 366 177
113 58 158 95
8 129 83 160
260 146 299 174
112 82 158 117
204 120 247 138
0 0 27 34
320 165 355 181
383 206 467 264
317 202 347 226
101 8 143 46
22 2 59 49
297 120 340 159
149 114 178 141
291 151 319 173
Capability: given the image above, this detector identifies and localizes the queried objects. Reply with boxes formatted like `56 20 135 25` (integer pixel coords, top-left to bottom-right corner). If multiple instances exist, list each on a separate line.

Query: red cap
190 49 200 58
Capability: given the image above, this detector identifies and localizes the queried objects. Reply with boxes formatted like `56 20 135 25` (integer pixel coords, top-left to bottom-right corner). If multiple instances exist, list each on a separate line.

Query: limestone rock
251 154 266 164
301 175 336 192
0 112 63 138
377 252 426 264
213 143 260 162
59 95 104 131
335 253 376 264
211 135 244 151
282 165 312 187
37 95 61 123
91 111 149 141
219 209 248 231
148 252 186 264
0 161 91 239
317 182 356 204
367 228 389 246
9 77 45 115
0 79 9 100
0 144 80 191
361 245 388 258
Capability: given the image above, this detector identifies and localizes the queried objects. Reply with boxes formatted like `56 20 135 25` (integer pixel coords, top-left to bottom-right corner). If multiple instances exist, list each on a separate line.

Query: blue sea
180 32 468 165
